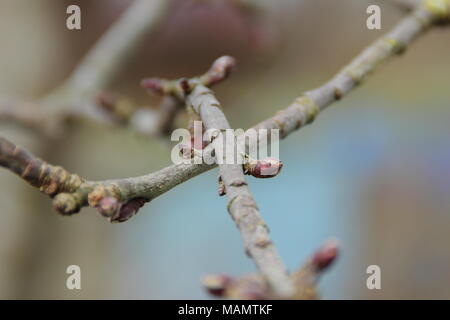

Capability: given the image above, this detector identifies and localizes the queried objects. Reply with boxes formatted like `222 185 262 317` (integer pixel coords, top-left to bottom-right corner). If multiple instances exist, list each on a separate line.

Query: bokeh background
0 0 449 299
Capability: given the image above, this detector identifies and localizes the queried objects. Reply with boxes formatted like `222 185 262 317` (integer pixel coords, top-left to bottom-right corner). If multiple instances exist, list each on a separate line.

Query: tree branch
185 81 294 298
0 135 211 222
0 100 47 134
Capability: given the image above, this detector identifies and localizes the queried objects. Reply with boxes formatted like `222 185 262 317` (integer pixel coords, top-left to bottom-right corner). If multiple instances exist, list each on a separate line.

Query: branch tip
311 239 340 272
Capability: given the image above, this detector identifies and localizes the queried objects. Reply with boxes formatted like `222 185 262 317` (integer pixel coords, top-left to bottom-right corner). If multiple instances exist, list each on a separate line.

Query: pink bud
96 92 116 111
97 197 120 218
312 240 339 271
110 197 148 223
179 78 191 94
141 78 165 95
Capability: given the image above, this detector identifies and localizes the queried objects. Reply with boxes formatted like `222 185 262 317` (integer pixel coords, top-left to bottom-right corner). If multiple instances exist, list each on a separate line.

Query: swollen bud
202 274 233 297
53 193 81 216
244 157 283 178
311 239 339 271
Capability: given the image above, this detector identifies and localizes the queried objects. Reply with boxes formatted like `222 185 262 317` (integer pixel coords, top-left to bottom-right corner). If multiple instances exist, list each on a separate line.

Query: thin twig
57 0 172 97
72 2 450 210
0 101 47 134
116 3 449 207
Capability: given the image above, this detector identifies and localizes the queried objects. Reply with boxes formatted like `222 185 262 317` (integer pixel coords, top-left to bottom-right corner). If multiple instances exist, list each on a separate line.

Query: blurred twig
0 100 47 135
175 56 292 297
188 83 293 298
60 0 171 97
